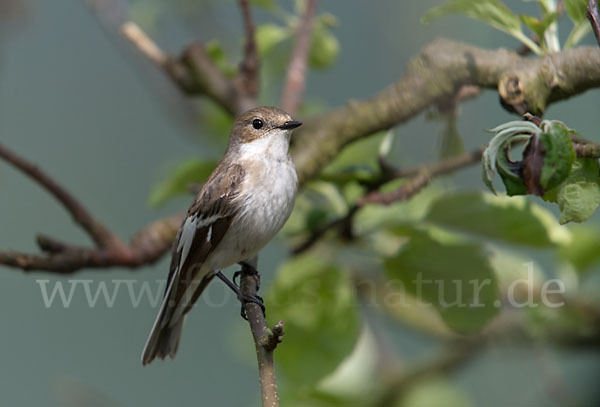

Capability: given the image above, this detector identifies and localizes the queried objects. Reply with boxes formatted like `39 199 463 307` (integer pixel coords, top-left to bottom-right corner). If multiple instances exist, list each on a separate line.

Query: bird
141 106 302 365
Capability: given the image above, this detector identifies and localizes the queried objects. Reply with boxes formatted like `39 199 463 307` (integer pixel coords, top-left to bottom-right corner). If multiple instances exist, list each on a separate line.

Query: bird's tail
141 306 184 365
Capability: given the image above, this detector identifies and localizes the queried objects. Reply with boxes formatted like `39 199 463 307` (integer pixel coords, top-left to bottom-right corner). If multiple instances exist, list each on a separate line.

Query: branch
0 143 122 249
239 262 284 407
121 22 252 116
280 0 318 115
236 0 260 99
291 39 600 184
588 0 600 46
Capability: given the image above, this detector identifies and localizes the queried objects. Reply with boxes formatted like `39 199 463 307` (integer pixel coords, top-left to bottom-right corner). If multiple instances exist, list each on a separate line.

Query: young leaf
563 0 588 23
422 0 542 54
266 255 360 387
256 23 290 56
148 159 217 207
309 25 340 70
519 12 559 44
425 191 570 247
385 234 500 334
556 158 600 224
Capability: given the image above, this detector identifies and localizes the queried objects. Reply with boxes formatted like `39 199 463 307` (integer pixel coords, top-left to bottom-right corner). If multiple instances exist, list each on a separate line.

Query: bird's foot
215 269 265 320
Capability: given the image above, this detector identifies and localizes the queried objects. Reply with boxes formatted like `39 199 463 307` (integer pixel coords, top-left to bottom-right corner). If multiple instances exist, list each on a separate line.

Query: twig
281 0 318 115
588 0 600 46
239 262 284 407
120 22 248 116
0 143 122 249
121 22 167 66
236 0 260 99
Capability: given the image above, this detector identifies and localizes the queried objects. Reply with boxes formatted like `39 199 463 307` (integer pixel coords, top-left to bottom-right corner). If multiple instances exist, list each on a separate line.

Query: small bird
141 106 302 365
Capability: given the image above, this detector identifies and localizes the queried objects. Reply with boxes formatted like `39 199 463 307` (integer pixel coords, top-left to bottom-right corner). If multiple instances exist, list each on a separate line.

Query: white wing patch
176 214 221 273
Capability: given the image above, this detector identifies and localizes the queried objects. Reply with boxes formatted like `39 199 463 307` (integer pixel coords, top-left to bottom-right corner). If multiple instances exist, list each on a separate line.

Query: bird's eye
252 119 263 130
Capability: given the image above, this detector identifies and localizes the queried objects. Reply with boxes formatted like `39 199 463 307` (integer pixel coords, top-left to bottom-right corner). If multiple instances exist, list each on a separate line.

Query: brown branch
291 39 600 185
236 0 260 99
588 0 600 46
0 143 123 249
280 0 319 115
0 213 183 273
239 262 284 407
121 22 251 116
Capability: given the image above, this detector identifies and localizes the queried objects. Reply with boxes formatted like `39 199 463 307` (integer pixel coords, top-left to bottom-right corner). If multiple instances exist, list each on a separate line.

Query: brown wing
164 162 245 316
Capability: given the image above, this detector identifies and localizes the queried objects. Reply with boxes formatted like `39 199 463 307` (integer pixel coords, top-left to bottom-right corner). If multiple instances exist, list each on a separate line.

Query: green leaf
205 41 235 77
519 12 559 42
267 255 360 387
148 159 217 207
422 0 543 54
563 0 588 23
422 0 520 31
556 158 600 224
320 133 386 185
385 234 500 333
564 20 592 48
559 225 600 272
256 24 290 56
401 379 473 407
538 122 576 191
496 146 527 196
425 191 570 246
309 26 340 70
250 0 276 9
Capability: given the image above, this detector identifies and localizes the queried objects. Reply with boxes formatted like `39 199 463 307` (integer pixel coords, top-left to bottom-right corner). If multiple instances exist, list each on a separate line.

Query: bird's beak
279 120 302 130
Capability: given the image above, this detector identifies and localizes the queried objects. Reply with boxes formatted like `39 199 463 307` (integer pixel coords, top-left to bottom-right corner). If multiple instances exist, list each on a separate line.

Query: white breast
204 130 298 270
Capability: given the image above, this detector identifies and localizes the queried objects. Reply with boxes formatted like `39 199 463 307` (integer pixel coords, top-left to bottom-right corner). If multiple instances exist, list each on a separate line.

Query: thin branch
121 22 168 66
239 262 284 407
236 0 260 99
588 0 600 46
0 143 123 249
120 22 249 116
280 0 319 115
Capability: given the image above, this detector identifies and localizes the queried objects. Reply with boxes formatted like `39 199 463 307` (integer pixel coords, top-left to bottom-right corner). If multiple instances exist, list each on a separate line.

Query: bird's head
229 106 302 148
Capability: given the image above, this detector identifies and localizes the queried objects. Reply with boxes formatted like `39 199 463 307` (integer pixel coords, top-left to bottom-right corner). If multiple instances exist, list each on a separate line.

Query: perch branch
239 262 284 407
281 0 318 114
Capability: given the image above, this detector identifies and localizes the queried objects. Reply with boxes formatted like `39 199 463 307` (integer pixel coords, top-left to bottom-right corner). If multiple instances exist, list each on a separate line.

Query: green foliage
559 225 600 271
320 132 389 185
426 191 569 247
519 12 559 43
423 0 593 52
266 255 360 388
148 159 217 207
422 0 542 54
256 23 291 56
400 378 473 407
537 121 576 191
552 158 600 224
309 21 340 70
563 0 593 48
205 41 236 77
483 119 600 223
482 120 538 194
385 233 500 333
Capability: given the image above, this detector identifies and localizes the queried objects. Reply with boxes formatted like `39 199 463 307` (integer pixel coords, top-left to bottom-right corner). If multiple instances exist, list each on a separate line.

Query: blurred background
0 0 599 406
